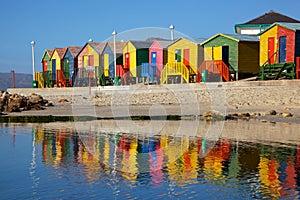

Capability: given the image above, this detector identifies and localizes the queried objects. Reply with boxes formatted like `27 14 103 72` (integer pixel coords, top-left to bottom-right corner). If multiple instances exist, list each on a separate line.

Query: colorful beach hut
50 48 67 87
107 41 126 84
40 49 53 87
200 33 260 81
76 42 107 86
62 46 81 86
123 40 152 83
258 22 300 80
163 38 204 84
143 40 173 84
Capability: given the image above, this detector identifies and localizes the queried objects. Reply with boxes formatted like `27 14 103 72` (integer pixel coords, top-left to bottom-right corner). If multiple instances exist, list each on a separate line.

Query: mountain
0 72 32 91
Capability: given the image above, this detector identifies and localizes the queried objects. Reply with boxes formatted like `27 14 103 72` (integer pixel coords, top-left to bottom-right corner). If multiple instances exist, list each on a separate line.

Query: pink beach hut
148 40 173 83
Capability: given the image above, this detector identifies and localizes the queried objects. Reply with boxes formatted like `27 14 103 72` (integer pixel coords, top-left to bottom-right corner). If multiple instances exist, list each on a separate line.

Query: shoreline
2 80 300 123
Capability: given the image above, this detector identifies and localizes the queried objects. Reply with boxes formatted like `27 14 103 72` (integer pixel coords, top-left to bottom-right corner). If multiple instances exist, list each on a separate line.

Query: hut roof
201 33 259 46
52 48 66 59
244 10 300 25
88 42 107 54
107 41 126 54
66 46 82 58
258 22 300 35
129 40 153 49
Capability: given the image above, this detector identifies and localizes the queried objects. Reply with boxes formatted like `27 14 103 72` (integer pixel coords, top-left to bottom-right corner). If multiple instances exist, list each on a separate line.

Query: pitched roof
107 41 126 54
47 49 53 56
52 48 66 59
66 46 82 58
201 33 259 45
129 40 153 49
150 40 174 49
258 22 300 35
41 49 53 62
88 42 107 54
243 10 300 25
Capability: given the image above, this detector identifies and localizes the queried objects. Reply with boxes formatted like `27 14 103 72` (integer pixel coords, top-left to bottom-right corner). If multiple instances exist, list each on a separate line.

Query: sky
0 0 300 74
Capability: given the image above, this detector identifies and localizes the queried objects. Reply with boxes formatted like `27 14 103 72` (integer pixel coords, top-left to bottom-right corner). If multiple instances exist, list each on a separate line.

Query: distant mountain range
0 72 32 91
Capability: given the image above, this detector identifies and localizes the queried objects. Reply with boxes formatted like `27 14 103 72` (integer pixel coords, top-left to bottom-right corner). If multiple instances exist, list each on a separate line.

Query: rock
58 99 69 103
281 112 293 118
283 107 290 110
28 95 43 105
266 110 277 115
45 101 54 107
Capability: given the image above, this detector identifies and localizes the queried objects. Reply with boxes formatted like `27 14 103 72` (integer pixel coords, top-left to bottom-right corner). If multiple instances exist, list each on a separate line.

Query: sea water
0 121 300 199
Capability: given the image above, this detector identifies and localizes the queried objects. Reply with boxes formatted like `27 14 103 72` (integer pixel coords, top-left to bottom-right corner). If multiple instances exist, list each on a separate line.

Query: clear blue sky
1 0 300 74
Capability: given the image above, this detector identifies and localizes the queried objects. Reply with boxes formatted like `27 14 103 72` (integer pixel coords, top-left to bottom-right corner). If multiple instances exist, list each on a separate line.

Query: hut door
222 46 229 66
52 59 56 81
151 52 157 67
65 58 69 79
43 61 48 71
125 53 130 69
279 36 287 63
183 49 190 67
268 37 275 64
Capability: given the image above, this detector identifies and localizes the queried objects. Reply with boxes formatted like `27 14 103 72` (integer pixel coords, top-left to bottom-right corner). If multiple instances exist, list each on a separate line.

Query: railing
161 62 189 84
198 60 231 82
34 72 44 88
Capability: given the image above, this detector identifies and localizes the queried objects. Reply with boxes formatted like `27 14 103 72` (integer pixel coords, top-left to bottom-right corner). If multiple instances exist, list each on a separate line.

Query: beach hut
200 34 260 81
50 48 67 87
107 41 126 84
258 22 300 80
235 10 300 36
41 49 53 87
163 38 204 84
144 40 173 84
76 42 107 86
62 46 81 86
123 40 152 83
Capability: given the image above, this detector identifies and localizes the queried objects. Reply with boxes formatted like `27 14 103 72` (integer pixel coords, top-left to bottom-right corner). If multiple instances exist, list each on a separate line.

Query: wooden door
268 37 275 64
222 46 229 65
125 53 130 69
279 36 287 63
64 58 69 79
183 49 190 67
52 59 56 80
151 52 157 66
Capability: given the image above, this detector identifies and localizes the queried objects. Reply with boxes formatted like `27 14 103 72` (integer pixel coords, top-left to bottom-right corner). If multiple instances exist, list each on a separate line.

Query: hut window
175 49 181 62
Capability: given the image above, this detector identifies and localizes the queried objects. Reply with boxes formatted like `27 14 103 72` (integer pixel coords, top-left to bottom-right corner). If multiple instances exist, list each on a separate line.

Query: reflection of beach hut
62 46 81 86
123 40 152 82
258 23 300 80
200 33 260 81
164 38 205 84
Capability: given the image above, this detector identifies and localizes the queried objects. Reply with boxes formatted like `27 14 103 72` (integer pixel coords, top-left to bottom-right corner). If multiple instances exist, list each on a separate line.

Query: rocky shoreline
2 80 300 123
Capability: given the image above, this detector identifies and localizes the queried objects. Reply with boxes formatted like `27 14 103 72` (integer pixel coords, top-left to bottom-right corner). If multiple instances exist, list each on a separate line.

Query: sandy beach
3 80 300 123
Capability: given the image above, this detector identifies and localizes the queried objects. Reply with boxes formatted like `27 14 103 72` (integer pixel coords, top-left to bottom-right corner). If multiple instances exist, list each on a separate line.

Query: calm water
1 122 300 199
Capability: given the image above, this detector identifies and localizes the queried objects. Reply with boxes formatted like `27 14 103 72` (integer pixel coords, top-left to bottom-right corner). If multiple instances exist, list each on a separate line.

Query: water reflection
29 125 300 199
